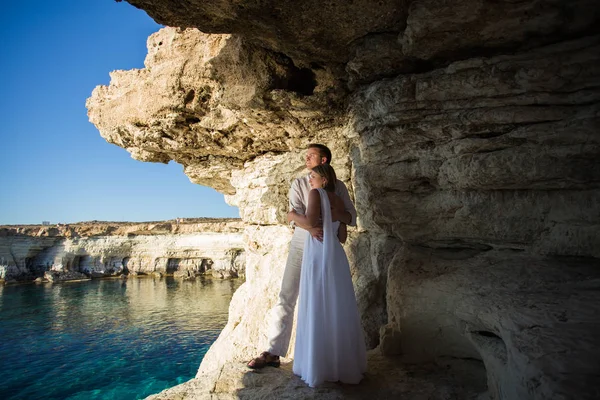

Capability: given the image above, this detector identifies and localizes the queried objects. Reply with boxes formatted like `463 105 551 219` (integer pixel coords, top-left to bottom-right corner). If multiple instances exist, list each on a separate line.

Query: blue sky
0 0 239 225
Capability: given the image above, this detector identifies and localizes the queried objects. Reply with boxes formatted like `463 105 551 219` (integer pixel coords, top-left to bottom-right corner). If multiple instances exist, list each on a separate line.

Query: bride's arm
287 189 321 228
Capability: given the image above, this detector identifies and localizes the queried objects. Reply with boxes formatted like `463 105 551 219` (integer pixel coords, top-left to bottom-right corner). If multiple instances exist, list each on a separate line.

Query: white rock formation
87 2 600 398
0 220 244 281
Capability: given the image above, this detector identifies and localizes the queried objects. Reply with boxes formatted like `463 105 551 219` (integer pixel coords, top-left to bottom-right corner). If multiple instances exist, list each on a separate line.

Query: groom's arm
288 179 323 240
288 178 311 229
334 180 357 226
288 178 305 216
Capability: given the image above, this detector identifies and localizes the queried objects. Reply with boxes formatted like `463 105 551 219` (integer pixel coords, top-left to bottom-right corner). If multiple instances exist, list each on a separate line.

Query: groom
248 144 357 368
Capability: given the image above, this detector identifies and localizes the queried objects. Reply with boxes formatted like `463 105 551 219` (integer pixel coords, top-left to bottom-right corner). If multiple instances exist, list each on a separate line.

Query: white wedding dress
293 188 367 387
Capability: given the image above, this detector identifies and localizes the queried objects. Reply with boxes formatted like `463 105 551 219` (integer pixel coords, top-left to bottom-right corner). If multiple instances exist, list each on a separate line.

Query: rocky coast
0 218 245 283
86 1 600 399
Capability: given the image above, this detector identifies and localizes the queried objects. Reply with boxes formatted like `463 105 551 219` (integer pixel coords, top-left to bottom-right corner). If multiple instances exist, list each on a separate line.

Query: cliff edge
0 218 245 282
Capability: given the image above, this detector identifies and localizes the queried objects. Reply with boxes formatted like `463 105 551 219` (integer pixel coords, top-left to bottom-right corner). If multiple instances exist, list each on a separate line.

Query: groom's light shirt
289 173 357 227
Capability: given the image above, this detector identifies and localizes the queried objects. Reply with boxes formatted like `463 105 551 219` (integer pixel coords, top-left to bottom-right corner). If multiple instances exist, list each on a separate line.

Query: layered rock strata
0 219 245 282
89 1 600 399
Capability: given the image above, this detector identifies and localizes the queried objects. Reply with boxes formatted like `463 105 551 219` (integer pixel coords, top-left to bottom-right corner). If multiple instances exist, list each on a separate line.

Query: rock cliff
0 219 245 282
89 1 599 399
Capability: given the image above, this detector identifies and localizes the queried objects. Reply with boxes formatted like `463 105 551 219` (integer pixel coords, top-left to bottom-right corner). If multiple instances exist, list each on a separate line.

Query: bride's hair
312 164 337 192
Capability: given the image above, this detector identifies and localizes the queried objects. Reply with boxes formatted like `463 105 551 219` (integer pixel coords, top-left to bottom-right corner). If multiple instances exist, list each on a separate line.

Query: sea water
0 277 241 400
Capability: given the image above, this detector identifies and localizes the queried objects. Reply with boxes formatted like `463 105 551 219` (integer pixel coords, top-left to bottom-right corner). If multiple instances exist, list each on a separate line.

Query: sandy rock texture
148 350 487 400
87 27 347 194
121 0 409 65
89 1 600 399
349 36 600 399
0 219 245 281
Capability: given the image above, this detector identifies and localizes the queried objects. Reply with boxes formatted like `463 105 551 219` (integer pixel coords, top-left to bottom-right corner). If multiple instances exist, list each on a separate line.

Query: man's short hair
307 143 332 164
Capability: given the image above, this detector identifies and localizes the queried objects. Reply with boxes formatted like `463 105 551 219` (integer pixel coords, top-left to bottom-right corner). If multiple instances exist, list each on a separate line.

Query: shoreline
1 271 244 286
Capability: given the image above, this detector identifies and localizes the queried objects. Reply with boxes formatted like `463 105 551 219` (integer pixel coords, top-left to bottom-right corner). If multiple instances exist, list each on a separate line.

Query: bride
287 164 366 387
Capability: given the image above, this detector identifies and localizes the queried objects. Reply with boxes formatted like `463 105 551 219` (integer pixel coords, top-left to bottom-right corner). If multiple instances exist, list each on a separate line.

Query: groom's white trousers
266 227 308 356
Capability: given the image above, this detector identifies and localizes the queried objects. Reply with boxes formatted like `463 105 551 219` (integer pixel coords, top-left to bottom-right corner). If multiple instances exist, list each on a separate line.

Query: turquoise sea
0 277 241 400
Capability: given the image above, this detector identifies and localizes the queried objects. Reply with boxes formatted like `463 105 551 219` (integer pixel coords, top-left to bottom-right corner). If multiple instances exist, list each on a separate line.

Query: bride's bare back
310 190 347 243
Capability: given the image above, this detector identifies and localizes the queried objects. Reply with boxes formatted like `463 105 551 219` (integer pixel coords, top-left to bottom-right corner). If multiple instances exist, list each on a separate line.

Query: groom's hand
287 209 296 223
331 207 350 225
308 226 323 242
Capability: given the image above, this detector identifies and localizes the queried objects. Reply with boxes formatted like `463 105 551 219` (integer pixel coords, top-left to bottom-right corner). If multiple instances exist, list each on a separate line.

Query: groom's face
305 148 325 170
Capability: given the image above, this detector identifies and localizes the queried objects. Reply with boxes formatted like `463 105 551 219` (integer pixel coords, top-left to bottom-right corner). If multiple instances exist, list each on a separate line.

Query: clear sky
0 0 240 225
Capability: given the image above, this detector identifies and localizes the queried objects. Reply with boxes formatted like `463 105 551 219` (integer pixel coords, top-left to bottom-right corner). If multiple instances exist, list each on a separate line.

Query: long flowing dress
293 188 367 387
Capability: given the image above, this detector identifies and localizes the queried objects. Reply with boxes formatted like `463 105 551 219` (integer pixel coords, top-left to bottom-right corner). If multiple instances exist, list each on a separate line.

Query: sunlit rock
88 1 600 398
87 27 347 195
0 219 245 281
44 270 90 283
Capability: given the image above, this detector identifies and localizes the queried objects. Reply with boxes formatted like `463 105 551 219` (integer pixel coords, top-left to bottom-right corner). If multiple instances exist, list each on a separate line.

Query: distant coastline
0 216 242 228
0 217 245 283
0 217 244 238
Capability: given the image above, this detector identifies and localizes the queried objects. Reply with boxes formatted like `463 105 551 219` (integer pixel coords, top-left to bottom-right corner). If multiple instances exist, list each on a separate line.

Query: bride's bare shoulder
308 188 321 200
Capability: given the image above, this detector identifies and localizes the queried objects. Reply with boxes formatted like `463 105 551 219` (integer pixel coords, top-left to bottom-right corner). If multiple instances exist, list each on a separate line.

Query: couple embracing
247 144 366 388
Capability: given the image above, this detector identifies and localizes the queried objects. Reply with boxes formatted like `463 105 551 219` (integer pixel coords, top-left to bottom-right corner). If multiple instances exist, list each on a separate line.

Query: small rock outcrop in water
44 270 90 283
0 219 245 282
90 1 600 399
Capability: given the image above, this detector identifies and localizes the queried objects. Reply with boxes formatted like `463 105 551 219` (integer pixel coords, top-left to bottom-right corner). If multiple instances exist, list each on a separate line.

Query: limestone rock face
399 0 597 61
0 220 245 281
149 350 488 400
347 35 600 400
87 27 346 194
349 36 600 251
88 1 600 399
123 0 409 64
122 0 597 71
385 248 600 400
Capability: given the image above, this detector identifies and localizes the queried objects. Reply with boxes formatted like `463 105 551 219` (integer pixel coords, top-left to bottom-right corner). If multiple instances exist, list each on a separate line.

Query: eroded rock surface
0 219 245 281
149 350 487 400
88 1 600 399
87 27 347 194
122 0 410 65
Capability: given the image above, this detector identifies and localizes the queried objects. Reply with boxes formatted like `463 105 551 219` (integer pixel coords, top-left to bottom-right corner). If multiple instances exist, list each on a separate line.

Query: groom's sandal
247 351 281 369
